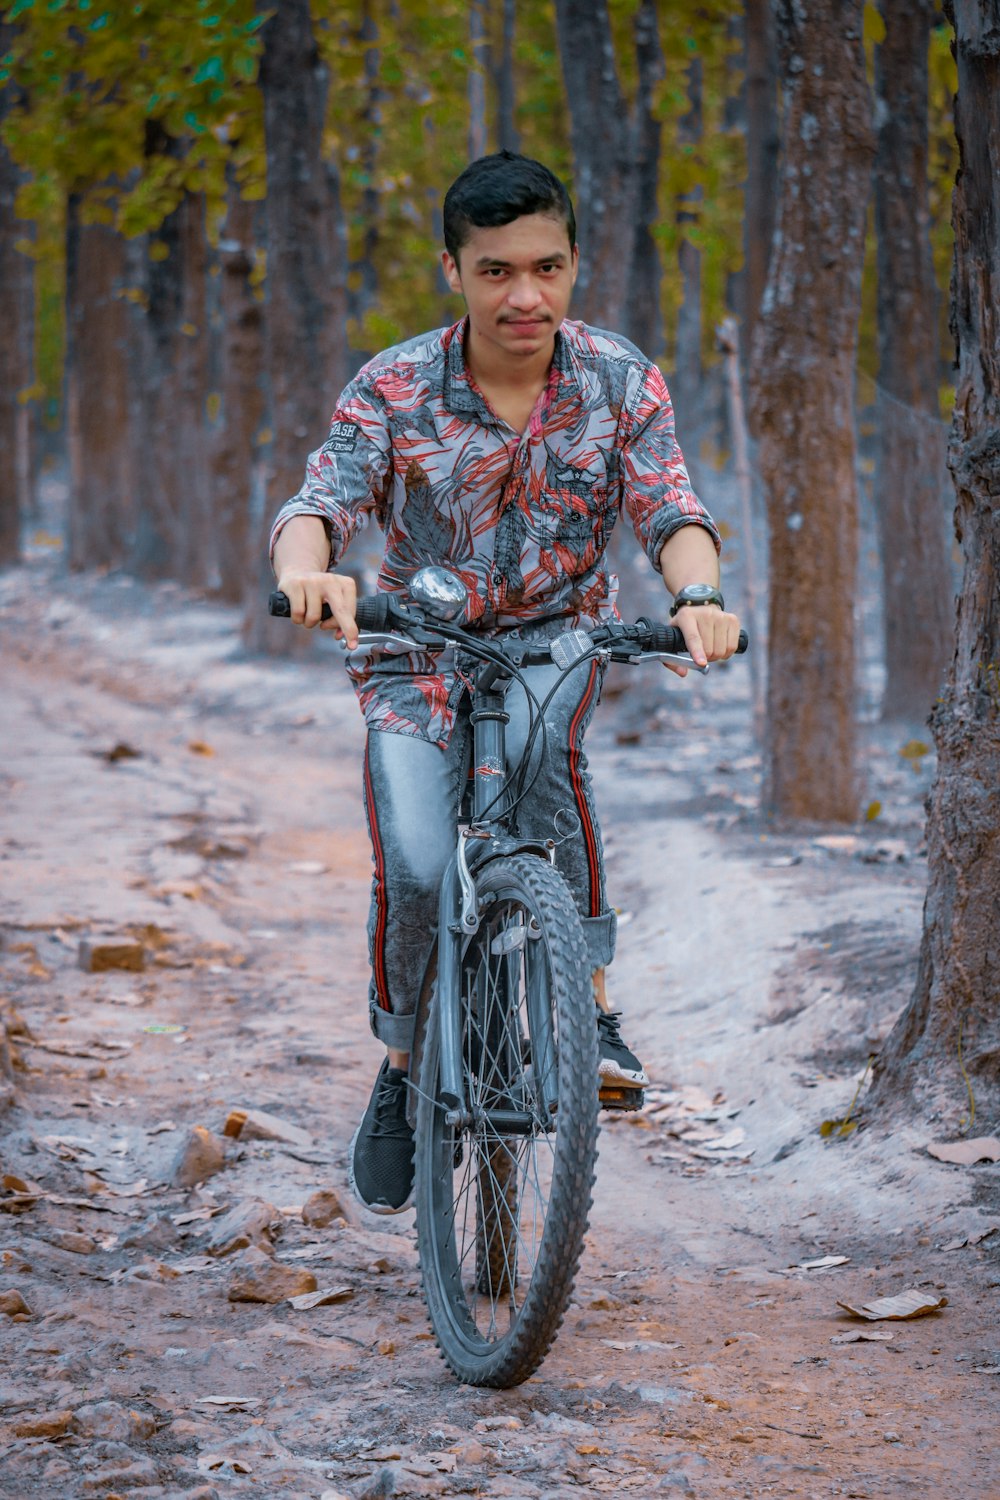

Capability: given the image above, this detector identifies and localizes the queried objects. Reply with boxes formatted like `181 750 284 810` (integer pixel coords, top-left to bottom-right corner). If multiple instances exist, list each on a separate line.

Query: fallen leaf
702 1127 747 1152
287 1285 354 1310
820 1118 859 1138
195 1396 262 1410
188 741 215 756
837 1288 947 1321
927 1137 1000 1165
798 1255 851 1271
197 1454 253 1475
830 1329 894 1344
98 742 143 763
171 1206 224 1226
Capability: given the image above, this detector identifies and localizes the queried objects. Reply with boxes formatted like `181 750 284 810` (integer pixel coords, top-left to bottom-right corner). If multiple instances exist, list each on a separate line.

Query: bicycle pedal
599 1084 645 1112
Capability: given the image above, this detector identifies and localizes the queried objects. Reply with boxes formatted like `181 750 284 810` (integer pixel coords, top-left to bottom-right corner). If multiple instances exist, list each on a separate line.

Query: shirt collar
442 317 583 422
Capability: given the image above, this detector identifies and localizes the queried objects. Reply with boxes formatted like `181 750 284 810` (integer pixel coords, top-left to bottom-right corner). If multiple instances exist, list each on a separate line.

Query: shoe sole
346 1119 415 1217
598 1058 649 1088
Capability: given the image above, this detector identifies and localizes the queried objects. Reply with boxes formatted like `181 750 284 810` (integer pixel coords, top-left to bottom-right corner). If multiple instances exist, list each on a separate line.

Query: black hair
442 150 576 263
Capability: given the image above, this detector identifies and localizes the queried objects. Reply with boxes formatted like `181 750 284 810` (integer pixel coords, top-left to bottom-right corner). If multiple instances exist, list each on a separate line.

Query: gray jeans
361 653 617 1053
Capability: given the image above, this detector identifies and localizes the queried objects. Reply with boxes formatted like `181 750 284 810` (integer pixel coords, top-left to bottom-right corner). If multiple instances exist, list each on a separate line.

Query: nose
506 274 544 313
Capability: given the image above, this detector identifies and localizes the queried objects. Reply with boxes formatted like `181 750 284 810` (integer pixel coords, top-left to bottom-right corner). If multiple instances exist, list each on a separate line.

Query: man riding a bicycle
269 152 742 1216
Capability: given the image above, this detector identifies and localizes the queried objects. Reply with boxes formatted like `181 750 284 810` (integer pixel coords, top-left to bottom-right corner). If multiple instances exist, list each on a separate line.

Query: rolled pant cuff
582 910 617 972
369 1002 417 1054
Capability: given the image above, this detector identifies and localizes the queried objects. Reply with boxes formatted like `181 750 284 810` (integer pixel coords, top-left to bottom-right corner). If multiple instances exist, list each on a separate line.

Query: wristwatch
669 583 725 617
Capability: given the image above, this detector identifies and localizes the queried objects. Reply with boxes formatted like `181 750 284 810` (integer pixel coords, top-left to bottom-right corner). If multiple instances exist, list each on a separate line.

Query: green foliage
1 0 958 417
2 0 264 408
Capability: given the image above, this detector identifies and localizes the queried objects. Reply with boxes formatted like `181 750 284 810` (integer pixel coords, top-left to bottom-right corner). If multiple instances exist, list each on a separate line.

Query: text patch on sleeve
323 421 362 454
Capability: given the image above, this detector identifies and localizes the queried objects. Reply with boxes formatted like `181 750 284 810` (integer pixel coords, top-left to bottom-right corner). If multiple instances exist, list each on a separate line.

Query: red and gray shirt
269 316 720 747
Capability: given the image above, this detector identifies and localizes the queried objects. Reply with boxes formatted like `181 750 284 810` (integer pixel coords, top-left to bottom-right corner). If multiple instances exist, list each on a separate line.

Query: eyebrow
474 252 570 269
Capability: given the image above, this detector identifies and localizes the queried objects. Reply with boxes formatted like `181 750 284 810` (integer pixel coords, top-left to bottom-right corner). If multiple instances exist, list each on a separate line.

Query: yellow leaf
865 800 882 822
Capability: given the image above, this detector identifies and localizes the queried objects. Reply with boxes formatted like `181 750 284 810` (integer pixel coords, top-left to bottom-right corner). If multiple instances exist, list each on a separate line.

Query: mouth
502 318 549 330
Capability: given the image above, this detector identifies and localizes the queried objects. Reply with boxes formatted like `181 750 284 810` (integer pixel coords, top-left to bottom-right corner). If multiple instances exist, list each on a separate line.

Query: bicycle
270 568 747 1387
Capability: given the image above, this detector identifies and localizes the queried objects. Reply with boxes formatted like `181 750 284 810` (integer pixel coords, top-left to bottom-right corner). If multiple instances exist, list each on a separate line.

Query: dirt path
0 554 996 1500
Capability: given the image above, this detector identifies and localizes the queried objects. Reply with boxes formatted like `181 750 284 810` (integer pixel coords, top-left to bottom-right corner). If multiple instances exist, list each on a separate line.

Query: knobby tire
414 854 598 1387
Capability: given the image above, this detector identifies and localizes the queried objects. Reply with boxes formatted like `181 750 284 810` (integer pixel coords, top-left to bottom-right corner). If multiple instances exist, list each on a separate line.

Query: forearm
657 524 721 598
272 515 332 580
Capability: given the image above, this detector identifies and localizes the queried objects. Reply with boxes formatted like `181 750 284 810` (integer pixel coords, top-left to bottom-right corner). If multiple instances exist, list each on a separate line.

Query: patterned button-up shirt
269 317 719 747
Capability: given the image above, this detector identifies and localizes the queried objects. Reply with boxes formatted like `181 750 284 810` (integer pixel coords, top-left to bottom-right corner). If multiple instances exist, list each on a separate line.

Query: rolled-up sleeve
268 373 392 568
620 362 720 570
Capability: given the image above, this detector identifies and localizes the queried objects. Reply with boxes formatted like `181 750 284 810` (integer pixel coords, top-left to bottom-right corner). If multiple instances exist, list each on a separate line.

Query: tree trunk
0 19 31 566
873 0 1000 1115
65 205 134 570
553 0 639 330
623 0 664 361
246 0 348 652
469 0 488 160
211 176 265 604
873 0 954 721
493 0 518 154
748 0 875 822
742 0 779 376
674 53 703 419
130 129 210 584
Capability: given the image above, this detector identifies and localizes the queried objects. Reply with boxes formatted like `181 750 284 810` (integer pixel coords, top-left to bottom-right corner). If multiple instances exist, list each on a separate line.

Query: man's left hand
667 604 742 676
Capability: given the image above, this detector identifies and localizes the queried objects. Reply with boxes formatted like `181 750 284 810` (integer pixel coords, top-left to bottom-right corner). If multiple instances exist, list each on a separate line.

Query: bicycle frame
432 653 557 1119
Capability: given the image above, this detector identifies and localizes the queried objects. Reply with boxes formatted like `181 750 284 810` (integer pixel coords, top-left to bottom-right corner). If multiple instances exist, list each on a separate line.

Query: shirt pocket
542 477 617 577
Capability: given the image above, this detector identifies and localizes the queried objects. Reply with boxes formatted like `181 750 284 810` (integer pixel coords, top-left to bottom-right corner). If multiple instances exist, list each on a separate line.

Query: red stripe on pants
363 741 391 1010
568 660 601 918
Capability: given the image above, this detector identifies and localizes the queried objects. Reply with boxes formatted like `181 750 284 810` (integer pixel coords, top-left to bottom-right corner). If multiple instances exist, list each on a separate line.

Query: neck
464 321 558 391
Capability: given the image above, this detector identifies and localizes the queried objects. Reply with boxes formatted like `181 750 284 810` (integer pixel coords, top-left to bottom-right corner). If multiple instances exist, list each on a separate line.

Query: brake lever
610 649 709 675
341 631 424 654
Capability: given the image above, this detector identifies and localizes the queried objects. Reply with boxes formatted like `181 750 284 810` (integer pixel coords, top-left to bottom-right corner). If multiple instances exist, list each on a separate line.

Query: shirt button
492 569 502 586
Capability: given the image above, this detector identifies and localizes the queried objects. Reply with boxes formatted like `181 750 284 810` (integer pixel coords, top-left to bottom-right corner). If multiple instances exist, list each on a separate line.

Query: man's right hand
276 568 359 649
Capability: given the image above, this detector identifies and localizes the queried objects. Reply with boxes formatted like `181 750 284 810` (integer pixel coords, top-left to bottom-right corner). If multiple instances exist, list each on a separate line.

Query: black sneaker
348 1061 415 1215
596 1010 649 1088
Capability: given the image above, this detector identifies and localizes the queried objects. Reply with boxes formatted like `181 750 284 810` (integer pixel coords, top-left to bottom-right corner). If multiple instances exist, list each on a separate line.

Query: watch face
680 584 717 602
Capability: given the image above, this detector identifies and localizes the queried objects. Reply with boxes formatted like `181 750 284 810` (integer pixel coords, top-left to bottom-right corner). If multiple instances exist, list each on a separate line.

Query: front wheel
414 854 598 1387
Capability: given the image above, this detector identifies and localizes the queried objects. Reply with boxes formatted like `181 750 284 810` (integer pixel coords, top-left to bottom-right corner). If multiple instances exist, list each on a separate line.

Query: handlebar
267 590 748 659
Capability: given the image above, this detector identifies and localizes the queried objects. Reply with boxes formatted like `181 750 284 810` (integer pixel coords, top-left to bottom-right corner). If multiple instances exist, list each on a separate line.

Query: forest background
0 0 997 1125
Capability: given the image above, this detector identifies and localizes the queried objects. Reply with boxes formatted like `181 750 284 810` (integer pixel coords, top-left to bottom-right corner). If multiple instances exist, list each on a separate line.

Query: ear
441 249 463 296
570 244 579 286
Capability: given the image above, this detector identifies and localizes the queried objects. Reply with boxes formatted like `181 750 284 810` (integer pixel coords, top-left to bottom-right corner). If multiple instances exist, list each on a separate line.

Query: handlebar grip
269 590 330 620
636 616 749 655
354 594 393 631
268 591 393 630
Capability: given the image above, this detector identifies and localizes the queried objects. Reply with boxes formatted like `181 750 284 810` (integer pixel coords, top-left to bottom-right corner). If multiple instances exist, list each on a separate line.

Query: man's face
442 213 578 365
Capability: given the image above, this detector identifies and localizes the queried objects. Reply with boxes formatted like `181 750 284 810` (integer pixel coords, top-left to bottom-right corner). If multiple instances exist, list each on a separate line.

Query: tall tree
748 0 875 821
624 0 665 361
0 16 31 566
553 0 643 330
247 0 347 649
130 156 210 582
674 50 704 413
741 0 779 371
211 173 265 603
873 0 953 720
65 204 134 570
493 0 518 154
873 0 1000 1114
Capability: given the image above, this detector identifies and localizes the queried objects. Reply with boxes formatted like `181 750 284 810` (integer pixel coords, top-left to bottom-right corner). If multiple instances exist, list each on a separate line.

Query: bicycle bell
409 566 468 621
